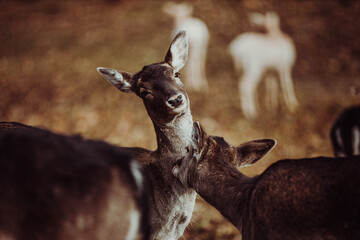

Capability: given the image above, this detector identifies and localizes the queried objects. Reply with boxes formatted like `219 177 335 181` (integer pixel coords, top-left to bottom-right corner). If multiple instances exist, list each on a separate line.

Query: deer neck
267 26 283 37
145 110 196 240
174 17 187 25
192 151 256 229
153 110 194 158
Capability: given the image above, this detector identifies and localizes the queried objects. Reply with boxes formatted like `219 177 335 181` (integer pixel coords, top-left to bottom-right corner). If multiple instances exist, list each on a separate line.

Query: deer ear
236 139 276 167
97 67 134 93
192 121 203 146
164 30 188 71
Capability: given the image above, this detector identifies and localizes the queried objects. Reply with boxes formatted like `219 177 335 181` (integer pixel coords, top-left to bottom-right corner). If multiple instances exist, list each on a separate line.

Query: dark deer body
174 122 360 240
330 105 360 157
0 126 148 240
97 31 196 239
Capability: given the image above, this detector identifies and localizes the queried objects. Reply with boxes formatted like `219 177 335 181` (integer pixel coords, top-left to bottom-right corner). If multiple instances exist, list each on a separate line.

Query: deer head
97 31 189 126
173 121 276 188
248 12 281 35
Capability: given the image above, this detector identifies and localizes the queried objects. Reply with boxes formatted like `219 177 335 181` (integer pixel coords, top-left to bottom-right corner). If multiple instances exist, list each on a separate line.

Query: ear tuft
97 67 133 93
164 30 188 71
192 121 205 147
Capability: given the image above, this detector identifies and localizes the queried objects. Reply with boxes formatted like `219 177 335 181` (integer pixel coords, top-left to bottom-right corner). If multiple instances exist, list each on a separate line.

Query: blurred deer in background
163 2 209 91
330 105 360 157
173 122 360 240
0 125 149 240
97 31 197 240
229 12 299 119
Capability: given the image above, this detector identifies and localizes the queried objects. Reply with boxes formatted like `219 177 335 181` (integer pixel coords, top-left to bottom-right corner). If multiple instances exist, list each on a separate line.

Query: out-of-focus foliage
0 0 359 239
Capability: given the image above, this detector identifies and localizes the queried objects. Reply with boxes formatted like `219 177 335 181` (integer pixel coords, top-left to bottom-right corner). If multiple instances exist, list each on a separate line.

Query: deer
330 105 360 157
172 121 360 240
162 2 209 91
0 125 149 240
96 30 197 239
229 11 299 119
1 31 197 239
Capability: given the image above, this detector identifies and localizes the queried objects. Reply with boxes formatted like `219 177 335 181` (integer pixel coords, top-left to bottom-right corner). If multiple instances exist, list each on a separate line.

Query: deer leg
240 71 261 119
279 67 299 112
199 43 208 91
265 74 279 111
190 47 207 91
193 54 202 91
184 56 195 90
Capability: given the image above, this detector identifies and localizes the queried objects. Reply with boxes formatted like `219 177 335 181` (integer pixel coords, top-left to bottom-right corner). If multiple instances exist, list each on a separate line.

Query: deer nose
167 94 184 108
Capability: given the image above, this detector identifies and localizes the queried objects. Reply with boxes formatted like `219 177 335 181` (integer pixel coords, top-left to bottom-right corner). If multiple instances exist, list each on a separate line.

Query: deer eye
139 88 150 98
175 72 181 78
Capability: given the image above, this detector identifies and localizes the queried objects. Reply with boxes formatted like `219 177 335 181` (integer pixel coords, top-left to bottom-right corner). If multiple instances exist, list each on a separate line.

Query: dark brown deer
0 126 149 240
1 30 197 239
96 30 196 240
173 122 360 240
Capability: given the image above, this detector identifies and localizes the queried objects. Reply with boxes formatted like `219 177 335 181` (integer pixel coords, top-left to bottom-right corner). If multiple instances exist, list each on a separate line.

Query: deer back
0 126 149 240
174 123 360 239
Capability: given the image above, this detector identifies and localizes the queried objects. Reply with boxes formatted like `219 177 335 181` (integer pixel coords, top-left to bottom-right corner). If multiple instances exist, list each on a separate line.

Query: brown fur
174 122 360 240
97 31 196 239
0 31 196 240
0 126 149 240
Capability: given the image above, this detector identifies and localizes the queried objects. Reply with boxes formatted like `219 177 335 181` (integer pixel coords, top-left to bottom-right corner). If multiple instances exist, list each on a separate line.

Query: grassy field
1 0 359 239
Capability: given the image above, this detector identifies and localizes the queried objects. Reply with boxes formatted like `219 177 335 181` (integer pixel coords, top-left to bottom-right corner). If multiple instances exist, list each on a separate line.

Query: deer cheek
147 105 173 124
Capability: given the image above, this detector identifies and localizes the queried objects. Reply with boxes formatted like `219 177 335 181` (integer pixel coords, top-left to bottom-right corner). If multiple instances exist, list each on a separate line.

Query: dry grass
1 0 359 239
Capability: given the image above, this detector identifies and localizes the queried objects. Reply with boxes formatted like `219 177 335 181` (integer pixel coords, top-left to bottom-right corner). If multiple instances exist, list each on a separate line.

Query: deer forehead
200 138 238 164
137 63 175 84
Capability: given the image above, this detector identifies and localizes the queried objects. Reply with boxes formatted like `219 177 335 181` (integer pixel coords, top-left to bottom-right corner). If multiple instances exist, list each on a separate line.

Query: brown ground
1 0 359 239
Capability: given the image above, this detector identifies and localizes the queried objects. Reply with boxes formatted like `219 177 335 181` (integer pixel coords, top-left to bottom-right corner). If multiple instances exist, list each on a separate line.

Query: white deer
163 2 209 91
229 11 299 119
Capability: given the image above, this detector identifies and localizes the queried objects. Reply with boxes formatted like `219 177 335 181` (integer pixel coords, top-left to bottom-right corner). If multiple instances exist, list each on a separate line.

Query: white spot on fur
352 126 360 155
130 160 143 192
162 108 194 154
125 209 140 240
154 193 196 240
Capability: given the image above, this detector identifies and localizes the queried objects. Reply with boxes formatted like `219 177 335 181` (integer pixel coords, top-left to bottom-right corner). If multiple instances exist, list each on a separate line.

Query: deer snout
167 94 184 108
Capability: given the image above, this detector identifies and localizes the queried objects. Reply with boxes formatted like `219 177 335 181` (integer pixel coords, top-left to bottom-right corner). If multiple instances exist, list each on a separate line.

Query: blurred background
0 0 359 239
